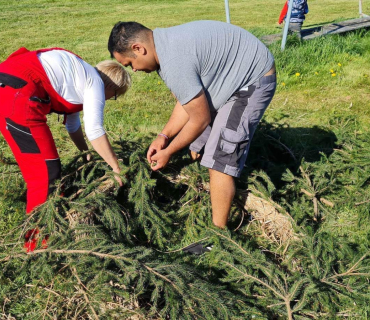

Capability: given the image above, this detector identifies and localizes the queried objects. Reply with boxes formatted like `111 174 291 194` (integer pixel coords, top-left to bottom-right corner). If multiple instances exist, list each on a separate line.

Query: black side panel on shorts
225 87 256 130
213 88 256 170
5 118 40 154
0 73 27 89
46 159 61 195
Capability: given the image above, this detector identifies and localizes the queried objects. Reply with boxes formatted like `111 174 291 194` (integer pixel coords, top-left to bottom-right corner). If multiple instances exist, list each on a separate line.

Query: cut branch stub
300 188 335 208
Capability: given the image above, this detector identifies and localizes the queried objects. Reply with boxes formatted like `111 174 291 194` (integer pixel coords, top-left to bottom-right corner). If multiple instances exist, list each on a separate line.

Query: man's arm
150 90 211 170
146 99 189 162
162 99 190 138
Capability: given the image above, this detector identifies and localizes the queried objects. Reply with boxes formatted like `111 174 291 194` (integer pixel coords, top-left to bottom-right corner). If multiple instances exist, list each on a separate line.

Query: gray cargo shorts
189 73 276 178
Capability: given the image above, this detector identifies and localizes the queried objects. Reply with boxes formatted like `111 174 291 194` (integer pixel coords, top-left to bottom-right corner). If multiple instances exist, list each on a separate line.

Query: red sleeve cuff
278 1 288 24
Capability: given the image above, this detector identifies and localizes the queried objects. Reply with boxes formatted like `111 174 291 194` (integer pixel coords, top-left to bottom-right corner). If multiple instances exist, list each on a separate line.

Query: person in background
108 20 276 254
278 0 309 39
0 47 131 251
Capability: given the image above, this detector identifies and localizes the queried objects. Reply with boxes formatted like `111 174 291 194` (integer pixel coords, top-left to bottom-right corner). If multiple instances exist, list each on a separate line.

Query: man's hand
147 90 210 171
189 150 202 162
150 149 172 171
147 135 169 163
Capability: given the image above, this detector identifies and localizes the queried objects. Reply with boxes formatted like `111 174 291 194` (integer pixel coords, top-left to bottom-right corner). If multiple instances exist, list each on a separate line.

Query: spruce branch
71 266 99 320
0 170 20 175
188 284 229 319
324 251 370 281
41 280 55 320
223 261 294 320
299 166 320 220
1 249 133 263
300 188 335 208
142 264 182 293
206 227 250 256
354 199 370 206
2 247 184 295
25 284 61 298
264 133 297 162
0 150 18 166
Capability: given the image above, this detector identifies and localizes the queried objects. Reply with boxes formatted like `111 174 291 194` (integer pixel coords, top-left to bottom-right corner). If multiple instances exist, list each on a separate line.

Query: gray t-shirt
154 20 274 111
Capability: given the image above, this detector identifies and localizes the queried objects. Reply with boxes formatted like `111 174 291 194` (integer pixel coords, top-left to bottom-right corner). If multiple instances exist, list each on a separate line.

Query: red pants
0 73 61 214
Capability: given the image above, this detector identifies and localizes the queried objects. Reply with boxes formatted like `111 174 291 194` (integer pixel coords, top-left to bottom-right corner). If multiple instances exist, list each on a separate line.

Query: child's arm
278 1 288 24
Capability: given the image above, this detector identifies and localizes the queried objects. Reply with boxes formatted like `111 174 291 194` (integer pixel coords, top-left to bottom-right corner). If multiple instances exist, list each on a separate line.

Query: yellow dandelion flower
282 82 286 86
149 90 153 92
332 73 336 77
157 81 161 85
338 63 342 67
330 69 334 73
295 73 300 77
315 72 319 75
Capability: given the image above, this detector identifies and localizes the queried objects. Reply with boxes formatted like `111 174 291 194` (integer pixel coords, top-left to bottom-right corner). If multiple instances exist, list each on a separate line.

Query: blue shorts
189 74 276 177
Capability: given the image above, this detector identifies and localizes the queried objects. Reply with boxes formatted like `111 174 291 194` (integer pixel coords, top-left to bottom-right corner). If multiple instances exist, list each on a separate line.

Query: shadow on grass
240 120 337 188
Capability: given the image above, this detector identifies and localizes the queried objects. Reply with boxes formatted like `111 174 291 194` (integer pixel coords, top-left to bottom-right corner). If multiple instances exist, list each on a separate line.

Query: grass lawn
1 0 370 319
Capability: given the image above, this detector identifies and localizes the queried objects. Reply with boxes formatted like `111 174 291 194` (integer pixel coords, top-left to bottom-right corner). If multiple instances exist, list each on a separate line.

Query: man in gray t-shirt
108 20 276 235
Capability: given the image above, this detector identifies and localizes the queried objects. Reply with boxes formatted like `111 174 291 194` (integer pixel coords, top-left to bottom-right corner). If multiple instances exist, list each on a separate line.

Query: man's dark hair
108 21 151 58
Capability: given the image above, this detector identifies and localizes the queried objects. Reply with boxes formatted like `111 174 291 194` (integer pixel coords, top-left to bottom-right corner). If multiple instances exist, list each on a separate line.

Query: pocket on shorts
5 118 40 154
214 127 249 166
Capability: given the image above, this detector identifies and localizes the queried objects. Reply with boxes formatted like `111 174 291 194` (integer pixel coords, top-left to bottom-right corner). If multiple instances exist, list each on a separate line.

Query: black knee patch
5 118 40 154
46 159 61 195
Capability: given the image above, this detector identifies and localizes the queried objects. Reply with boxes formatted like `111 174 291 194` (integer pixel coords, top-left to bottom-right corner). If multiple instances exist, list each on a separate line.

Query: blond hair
96 60 131 96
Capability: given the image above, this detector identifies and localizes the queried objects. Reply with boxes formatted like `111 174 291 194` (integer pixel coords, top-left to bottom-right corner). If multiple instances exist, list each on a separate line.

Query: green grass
2 0 370 318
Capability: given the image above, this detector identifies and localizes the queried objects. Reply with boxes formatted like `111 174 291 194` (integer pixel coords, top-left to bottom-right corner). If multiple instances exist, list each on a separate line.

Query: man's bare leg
209 168 235 228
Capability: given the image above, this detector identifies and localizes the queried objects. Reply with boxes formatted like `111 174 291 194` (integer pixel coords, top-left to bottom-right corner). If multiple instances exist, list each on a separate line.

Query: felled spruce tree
2 129 370 319
0 144 234 319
